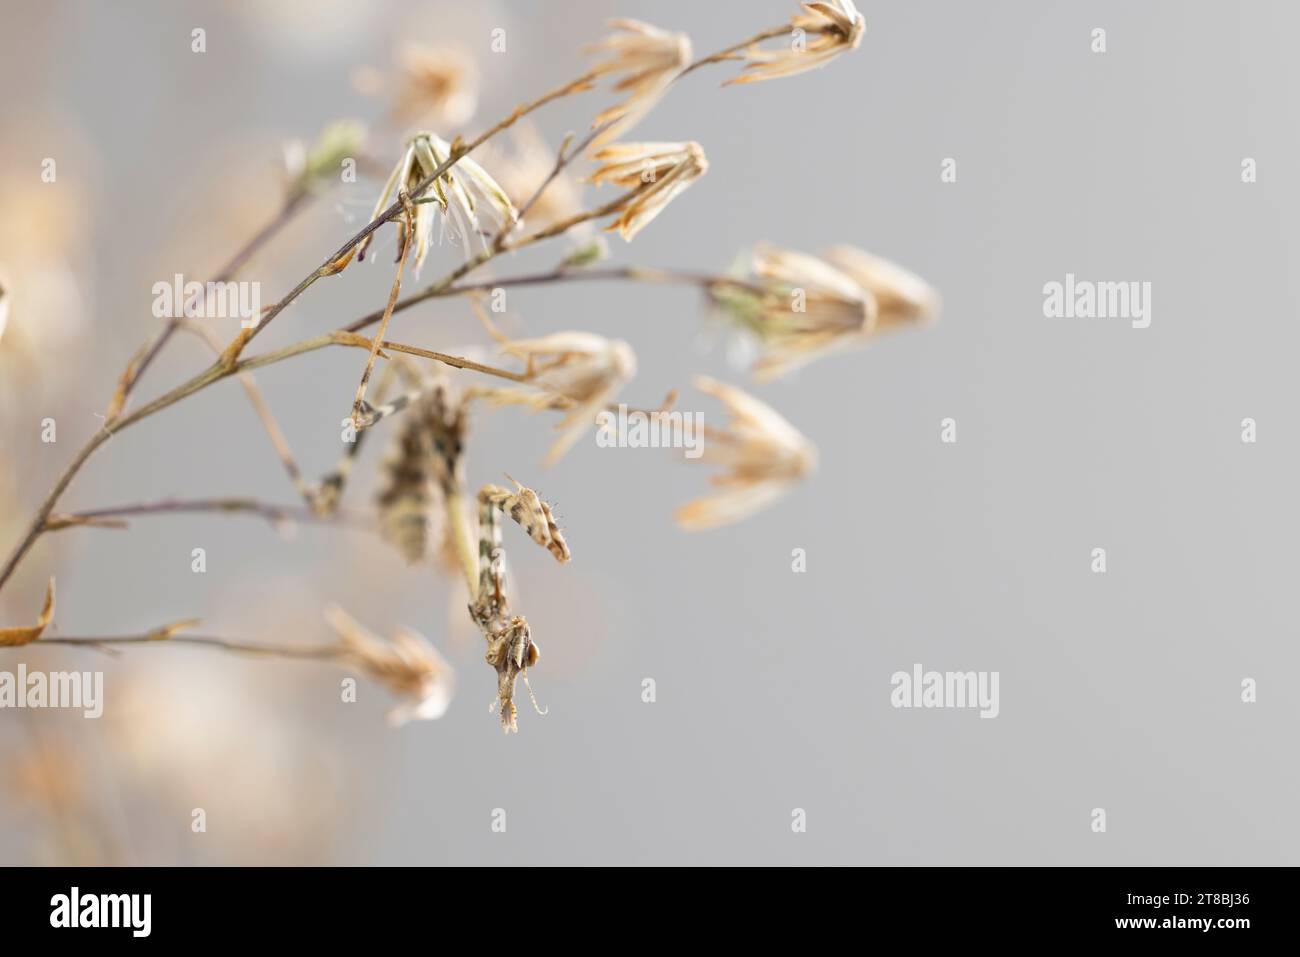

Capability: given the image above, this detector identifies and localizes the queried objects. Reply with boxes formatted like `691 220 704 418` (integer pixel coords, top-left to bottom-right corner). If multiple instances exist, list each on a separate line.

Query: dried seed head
819 244 940 331
358 133 518 273
586 19 692 148
357 140 430 273
713 242 936 381
389 45 478 127
588 141 708 240
726 1 866 86
713 242 872 381
488 329 637 464
326 605 455 726
751 242 868 305
676 376 816 531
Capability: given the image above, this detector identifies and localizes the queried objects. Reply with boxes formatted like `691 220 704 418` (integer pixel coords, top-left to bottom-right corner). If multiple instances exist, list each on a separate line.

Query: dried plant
712 242 873 381
478 316 638 465
485 122 587 231
326 606 455 726
358 131 518 272
0 578 55 647
588 141 709 240
819 244 942 332
708 242 940 380
725 1 866 85
388 45 479 128
676 376 818 530
0 3 937 732
585 19 692 148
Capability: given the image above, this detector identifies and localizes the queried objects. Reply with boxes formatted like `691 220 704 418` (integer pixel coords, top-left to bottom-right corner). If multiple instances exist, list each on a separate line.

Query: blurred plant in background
0 167 90 403
1 660 348 864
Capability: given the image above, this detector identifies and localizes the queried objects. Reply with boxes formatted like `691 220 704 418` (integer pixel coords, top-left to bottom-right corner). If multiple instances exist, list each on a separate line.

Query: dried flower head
389 44 478 127
375 383 467 569
326 605 455 726
677 376 816 530
586 19 692 148
819 243 941 332
283 119 367 200
710 242 871 380
357 133 518 273
488 329 637 465
727 1 866 85
588 141 709 240
0 279 8 345
713 242 936 380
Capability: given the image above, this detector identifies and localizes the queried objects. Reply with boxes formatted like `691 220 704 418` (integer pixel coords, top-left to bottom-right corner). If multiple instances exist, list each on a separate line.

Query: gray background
1 0 1296 865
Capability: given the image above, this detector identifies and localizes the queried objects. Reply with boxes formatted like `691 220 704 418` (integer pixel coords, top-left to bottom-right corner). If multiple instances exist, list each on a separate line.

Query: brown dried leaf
0 578 55 647
105 342 152 421
147 618 202 640
218 326 257 368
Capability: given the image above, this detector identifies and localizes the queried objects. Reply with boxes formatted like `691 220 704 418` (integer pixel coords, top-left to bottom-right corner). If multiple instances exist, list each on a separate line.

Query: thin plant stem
368 340 530 383
449 265 769 296
107 190 311 422
678 24 796 77
0 430 116 594
43 497 370 532
236 330 530 382
514 131 577 225
40 633 345 661
343 264 769 334
350 191 416 425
